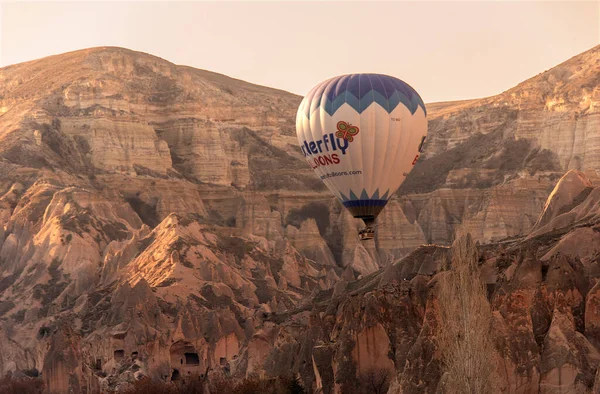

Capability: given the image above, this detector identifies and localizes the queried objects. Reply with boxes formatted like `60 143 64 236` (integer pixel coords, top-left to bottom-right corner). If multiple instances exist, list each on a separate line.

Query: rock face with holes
0 45 599 393
0 198 342 392
256 170 600 394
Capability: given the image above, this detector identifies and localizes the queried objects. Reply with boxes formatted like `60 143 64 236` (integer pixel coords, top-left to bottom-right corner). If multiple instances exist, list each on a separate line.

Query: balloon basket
358 217 376 241
358 227 375 241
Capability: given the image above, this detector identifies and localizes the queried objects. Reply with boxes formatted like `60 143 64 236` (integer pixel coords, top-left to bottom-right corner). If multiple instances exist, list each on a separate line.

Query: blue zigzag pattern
338 188 390 203
302 74 426 119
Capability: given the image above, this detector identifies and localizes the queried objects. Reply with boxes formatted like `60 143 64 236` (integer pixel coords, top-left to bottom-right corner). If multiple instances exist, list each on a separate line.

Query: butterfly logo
336 121 360 142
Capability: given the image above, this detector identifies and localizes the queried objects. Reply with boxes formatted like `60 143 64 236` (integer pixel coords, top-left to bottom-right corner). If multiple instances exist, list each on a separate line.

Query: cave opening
170 340 202 374
185 352 200 365
114 350 124 361
171 369 180 381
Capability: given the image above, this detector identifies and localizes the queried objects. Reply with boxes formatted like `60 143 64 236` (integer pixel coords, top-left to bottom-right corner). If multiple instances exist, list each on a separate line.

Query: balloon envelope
295 74 427 224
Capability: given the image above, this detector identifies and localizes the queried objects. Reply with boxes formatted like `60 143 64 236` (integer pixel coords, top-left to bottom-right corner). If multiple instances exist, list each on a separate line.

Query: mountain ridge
11 43 599 109
1 46 302 98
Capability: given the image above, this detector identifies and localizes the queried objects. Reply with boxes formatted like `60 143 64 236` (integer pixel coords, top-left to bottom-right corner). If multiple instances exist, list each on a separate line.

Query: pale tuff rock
60 117 173 174
491 308 542 394
284 219 336 267
343 245 379 277
326 205 380 276
539 308 600 394
235 192 282 242
541 227 600 264
0 190 338 390
461 180 547 243
585 280 600 346
156 191 206 222
0 45 598 393
534 169 593 230
0 182 24 227
402 46 600 244
375 198 427 261
155 119 250 187
528 172 600 240
351 323 395 377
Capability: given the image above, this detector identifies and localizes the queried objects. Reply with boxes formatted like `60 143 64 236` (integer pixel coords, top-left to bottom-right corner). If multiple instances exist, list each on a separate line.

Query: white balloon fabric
295 74 427 225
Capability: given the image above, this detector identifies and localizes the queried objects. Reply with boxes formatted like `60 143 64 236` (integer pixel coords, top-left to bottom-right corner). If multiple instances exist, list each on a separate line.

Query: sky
0 1 598 103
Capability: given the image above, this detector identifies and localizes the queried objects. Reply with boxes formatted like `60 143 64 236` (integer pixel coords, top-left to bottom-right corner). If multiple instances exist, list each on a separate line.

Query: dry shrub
235 376 304 394
120 374 304 394
173 378 206 394
120 377 177 394
436 233 498 394
121 376 206 394
0 374 45 394
358 368 391 394
209 376 236 393
231 377 264 394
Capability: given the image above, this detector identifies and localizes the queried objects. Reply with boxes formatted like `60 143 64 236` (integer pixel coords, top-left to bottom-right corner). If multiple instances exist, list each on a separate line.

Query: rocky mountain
271 168 600 394
0 44 598 393
401 44 600 245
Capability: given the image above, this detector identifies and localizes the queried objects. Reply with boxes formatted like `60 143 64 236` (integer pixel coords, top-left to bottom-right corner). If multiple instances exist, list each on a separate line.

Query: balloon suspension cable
358 217 376 241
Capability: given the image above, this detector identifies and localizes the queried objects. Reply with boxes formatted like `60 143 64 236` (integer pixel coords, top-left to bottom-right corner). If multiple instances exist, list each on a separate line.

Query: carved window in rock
185 352 200 366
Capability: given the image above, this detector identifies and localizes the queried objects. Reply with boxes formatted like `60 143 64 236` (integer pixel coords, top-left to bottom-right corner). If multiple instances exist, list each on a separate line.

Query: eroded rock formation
0 44 599 393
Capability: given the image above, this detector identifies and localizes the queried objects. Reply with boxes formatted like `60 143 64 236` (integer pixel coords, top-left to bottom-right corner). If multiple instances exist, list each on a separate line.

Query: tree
436 233 498 394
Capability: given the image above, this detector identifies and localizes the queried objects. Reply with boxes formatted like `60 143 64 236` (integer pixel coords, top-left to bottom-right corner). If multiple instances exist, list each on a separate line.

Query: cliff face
4 46 598 267
0 46 428 278
0 45 599 393
272 169 600 394
401 45 600 244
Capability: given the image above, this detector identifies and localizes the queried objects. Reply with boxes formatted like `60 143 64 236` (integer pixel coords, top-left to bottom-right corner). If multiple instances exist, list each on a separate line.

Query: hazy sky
0 1 598 103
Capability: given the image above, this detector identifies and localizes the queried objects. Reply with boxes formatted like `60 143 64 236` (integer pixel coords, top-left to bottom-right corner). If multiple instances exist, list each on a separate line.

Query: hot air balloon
296 74 427 241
